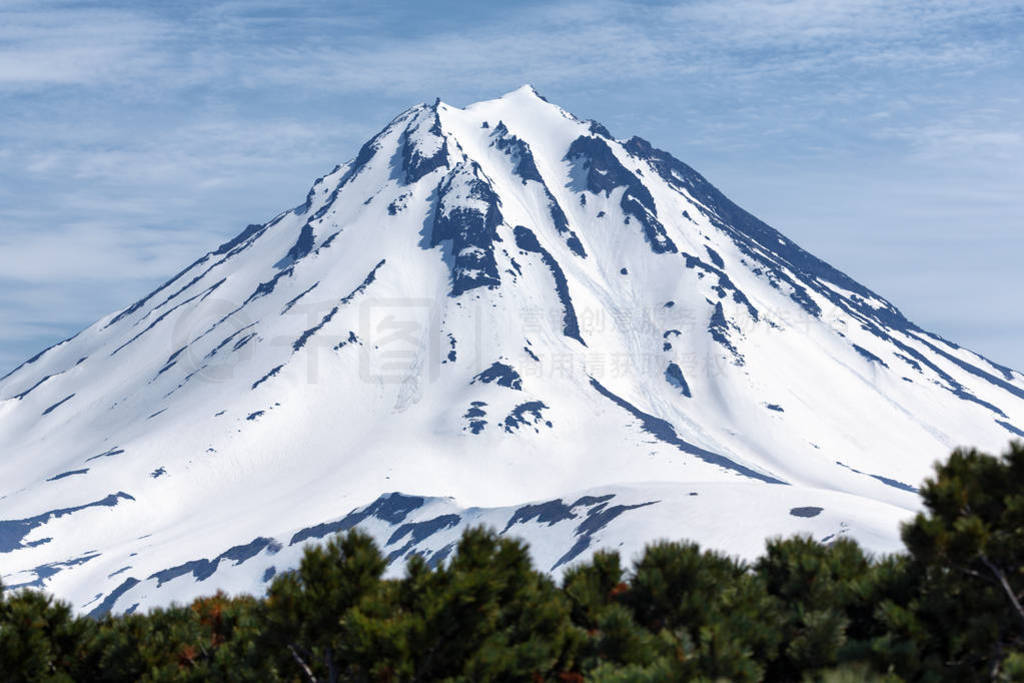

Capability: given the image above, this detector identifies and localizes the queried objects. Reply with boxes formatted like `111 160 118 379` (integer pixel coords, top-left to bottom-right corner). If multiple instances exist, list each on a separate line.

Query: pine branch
952 563 997 586
288 644 317 683
980 555 1024 632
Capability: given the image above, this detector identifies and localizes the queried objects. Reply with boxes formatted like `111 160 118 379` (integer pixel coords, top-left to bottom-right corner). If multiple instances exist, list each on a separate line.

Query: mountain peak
1 88 1022 616
503 83 548 100
460 84 563 120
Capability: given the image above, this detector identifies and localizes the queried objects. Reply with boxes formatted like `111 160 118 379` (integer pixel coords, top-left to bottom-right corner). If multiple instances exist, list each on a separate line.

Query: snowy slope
1 86 1022 615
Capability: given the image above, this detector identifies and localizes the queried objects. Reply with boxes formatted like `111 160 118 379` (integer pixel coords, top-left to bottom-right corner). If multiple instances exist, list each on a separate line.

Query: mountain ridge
1 85 1021 615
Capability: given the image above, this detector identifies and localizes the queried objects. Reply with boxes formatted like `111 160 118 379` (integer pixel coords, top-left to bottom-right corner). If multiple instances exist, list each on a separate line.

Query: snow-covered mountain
2 86 1022 616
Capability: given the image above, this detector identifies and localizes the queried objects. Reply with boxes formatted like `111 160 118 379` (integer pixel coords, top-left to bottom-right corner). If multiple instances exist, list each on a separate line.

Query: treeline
3 442 1024 682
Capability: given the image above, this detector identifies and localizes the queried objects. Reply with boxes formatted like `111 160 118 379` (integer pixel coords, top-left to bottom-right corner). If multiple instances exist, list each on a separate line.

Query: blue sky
1 0 1022 374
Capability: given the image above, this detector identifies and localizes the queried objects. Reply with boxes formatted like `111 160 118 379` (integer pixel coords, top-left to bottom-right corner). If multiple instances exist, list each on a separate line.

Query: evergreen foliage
2 441 1023 681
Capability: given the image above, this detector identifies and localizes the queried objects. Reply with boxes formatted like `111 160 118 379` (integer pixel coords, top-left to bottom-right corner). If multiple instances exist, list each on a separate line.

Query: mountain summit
2 86 1022 615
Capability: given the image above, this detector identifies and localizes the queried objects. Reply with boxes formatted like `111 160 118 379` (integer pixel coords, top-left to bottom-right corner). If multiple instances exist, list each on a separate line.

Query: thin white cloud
0 6 172 87
0 220 215 283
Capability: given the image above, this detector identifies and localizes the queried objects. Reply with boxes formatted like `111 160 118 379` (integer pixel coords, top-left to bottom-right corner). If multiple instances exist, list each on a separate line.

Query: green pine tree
900 441 1024 680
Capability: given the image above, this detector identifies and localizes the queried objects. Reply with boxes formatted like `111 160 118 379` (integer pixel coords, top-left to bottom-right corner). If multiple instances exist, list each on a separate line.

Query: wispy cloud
0 220 212 283
0 5 172 87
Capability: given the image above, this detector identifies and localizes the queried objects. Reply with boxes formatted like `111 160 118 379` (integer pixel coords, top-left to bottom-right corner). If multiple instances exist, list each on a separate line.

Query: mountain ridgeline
1 86 1022 616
